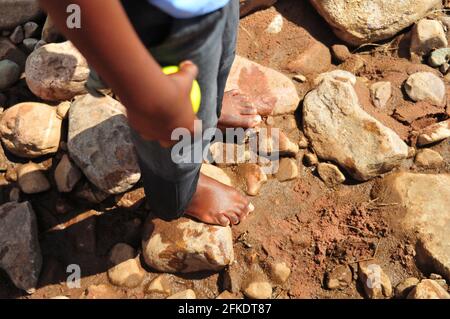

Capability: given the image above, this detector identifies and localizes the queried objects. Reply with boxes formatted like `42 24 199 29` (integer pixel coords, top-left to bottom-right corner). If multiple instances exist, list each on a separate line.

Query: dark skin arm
39 0 198 146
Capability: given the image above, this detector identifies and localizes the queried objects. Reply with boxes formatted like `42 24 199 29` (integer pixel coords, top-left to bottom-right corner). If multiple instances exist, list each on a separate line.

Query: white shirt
148 0 230 18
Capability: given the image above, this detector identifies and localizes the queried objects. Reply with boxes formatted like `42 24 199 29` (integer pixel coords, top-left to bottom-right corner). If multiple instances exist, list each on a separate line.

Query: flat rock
54 154 82 193
25 41 89 101
67 94 141 194
404 72 446 106
107 243 145 288
142 217 234 273
414 149 444 168
0 201 42 292
17 163 50 194
0 102 62 158
372 172 450 281
309 0 442 45
417 119 450 146
226 55 300 115
303 75 409 181
411 19 448 57
0 0 42 30
407 279 450 299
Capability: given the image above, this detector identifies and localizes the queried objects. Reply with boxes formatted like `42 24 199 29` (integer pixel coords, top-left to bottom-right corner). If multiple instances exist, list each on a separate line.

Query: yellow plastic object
162 65 201 114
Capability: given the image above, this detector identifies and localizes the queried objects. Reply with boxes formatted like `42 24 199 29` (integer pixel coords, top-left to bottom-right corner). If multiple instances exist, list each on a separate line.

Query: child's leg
122 0 252 224
215 1 262 130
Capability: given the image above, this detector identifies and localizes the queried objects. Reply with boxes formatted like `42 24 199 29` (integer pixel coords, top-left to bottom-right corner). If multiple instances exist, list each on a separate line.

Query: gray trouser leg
109 0 239 220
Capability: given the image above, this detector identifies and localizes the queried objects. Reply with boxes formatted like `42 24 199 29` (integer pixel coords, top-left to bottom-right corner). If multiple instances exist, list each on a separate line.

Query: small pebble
243 281 272 299
23 22 39 38
9 26 24 44
293 74 307 83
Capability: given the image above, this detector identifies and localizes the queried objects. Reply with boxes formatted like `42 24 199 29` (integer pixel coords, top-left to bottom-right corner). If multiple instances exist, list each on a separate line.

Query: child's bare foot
185 173 254 226
218 90 262 130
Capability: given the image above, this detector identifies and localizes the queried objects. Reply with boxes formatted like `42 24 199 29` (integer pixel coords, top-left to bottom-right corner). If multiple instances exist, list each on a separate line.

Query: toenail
219 216 230 226
248 203 255 212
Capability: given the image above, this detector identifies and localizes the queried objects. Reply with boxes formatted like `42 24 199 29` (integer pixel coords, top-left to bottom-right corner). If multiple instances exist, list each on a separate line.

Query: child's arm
39 0 198 146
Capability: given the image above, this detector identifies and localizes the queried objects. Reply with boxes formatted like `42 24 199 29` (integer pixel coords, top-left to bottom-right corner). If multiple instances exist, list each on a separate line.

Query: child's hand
127 61 200 147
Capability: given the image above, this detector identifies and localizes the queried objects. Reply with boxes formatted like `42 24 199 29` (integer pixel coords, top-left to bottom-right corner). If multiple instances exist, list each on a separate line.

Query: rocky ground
0 0 449 299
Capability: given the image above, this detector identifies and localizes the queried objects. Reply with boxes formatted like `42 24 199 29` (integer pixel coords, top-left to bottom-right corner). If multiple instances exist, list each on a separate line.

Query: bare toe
217 214 231 227
224 212 241 225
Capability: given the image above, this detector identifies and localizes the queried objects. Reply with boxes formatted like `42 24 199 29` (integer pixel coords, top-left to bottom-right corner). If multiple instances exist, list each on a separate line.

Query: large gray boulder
67 94 141 194
309 0 442 46
0 201 42 293
0 0 42 30
303 73 409 181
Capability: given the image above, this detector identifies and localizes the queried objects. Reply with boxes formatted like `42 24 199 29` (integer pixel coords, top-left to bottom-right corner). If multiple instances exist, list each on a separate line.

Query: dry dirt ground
0 0 449 299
